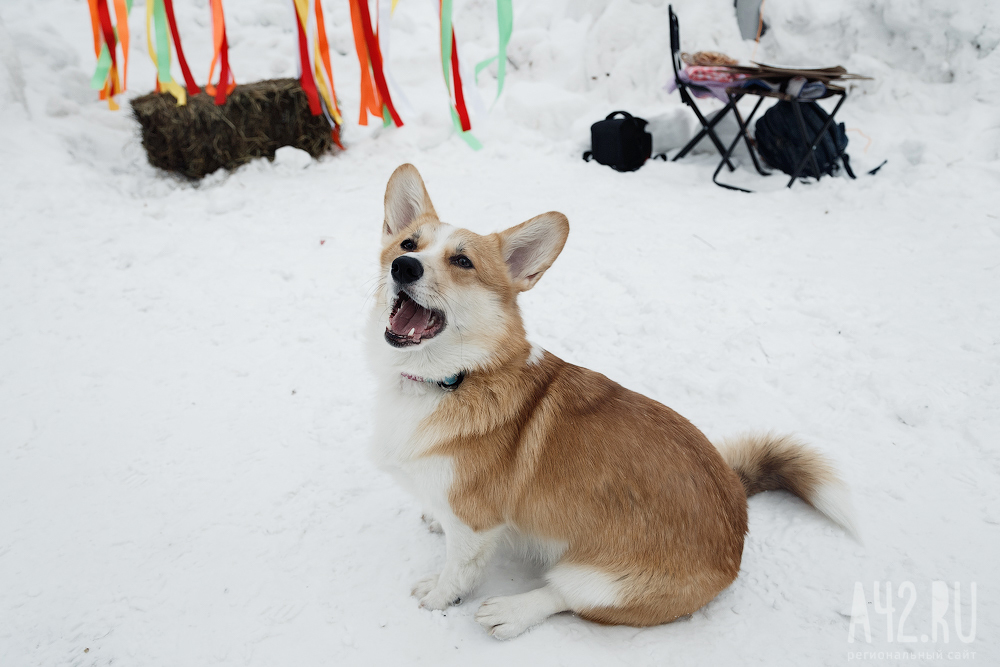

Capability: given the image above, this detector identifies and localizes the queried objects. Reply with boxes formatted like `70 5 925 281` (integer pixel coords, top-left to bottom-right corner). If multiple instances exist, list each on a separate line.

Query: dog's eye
400 239 417 252
451 255 474 269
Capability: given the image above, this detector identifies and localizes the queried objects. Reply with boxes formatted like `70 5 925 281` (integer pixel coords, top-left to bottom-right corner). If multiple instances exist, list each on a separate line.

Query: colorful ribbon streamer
113 0 130 90
378 0 415 118
439 0 480 148
348 0 402 127
109 0 502 154
146 0 188 104
161 0 201 96
292 0 343 148
87 0 129 109
205 0 236 105
296 7 321 115
314 0 343 126
474 0 512 105
349 0 381 124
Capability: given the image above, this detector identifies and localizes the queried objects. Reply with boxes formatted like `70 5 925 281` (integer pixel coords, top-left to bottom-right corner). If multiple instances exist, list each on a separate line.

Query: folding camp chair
668 4 767 181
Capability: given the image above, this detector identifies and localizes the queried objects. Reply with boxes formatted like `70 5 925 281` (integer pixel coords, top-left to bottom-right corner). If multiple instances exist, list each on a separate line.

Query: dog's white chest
371 379 444 464
370 379 454 510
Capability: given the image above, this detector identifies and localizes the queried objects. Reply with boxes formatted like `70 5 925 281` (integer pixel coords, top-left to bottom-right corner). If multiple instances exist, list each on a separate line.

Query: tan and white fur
367 164 855 639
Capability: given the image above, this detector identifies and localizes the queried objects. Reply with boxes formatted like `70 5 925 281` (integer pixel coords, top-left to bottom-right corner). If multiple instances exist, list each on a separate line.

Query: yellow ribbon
145 0 186 105
314 41 343 126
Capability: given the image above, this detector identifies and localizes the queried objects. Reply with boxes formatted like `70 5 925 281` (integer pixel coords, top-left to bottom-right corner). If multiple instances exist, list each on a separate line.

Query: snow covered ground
1 0 998 665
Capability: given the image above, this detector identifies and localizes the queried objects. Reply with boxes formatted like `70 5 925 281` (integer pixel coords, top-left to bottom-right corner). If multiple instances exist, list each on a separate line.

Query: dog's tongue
390 298 433 338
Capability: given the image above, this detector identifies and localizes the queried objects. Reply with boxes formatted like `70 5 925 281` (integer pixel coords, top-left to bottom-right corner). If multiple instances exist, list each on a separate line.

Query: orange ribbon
113 0 129 90
349 0 382 125
205 0 235 103
314 0 342 125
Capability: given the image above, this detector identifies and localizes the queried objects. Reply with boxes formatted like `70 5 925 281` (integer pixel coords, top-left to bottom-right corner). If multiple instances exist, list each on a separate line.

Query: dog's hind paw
475 587 567 640
420 513 444 534
475 597 539 640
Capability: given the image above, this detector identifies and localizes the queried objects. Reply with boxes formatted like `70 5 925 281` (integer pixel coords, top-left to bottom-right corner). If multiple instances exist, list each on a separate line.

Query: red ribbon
95 0 118 90
162 0 201 96
214 33 231 105
295 8 322 115
450 30 471 132
355 0 403 127
206 0 236 105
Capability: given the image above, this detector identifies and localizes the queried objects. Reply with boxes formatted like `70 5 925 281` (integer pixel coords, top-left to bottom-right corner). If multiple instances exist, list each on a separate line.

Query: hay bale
131 78 339 179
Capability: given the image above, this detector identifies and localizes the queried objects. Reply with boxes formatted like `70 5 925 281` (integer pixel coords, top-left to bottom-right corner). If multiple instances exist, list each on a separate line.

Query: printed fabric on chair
666 5 757 173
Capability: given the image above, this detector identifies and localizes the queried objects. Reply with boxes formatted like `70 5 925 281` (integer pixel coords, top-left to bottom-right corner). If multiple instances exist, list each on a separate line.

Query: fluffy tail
716 432 858 538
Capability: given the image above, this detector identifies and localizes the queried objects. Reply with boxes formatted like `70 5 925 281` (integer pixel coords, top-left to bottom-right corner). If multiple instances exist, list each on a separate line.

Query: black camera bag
583 111 653 172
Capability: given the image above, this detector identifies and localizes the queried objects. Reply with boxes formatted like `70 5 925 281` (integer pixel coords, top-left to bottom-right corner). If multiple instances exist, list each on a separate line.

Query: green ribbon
474 0 512 104
450 108 482 150
440 0 453 90
153 0 173 84
90 43 112 89
92 0 134 90
439 0 480 149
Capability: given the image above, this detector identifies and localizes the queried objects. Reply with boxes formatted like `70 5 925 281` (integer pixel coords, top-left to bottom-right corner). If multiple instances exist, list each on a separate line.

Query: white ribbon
377 0 415 117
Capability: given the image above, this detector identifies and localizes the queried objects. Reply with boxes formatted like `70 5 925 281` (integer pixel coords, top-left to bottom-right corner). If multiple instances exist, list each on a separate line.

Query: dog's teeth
408 328 415 336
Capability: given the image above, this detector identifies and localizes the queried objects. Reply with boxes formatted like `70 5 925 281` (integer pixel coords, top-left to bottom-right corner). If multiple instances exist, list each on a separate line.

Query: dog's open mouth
385 292 446 347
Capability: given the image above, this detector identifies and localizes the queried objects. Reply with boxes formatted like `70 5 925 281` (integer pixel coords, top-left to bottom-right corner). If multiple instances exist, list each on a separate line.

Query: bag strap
867 159 888 176
583 151 593 162
605 110 633 120
842 153 856 179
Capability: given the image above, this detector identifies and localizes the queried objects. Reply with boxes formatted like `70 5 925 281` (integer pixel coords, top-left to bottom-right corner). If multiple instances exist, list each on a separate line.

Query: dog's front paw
411 574 440 600
420 586 462 610
411 575 461 610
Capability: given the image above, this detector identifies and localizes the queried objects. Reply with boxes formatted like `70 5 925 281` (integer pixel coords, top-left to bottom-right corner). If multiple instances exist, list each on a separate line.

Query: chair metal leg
731 97 769 176
673 95 738 171
712 114 754 193
711 92 771 192
790 100 823 182
703 126 739 172
673 126 709 161
786 94 847 188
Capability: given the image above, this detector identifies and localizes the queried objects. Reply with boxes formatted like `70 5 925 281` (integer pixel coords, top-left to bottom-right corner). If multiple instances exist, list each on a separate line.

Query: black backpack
754 101 855 179
583 111 653 172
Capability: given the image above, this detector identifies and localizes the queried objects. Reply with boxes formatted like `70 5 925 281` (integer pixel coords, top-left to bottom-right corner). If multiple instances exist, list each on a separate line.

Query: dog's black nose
391 255 423 284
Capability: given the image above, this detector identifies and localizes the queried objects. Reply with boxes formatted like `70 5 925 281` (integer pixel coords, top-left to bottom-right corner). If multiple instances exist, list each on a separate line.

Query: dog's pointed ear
498 212 569 292
383 164 437 238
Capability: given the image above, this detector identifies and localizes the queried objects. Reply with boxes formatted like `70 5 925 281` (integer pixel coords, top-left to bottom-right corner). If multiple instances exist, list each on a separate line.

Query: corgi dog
368 164 855 639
